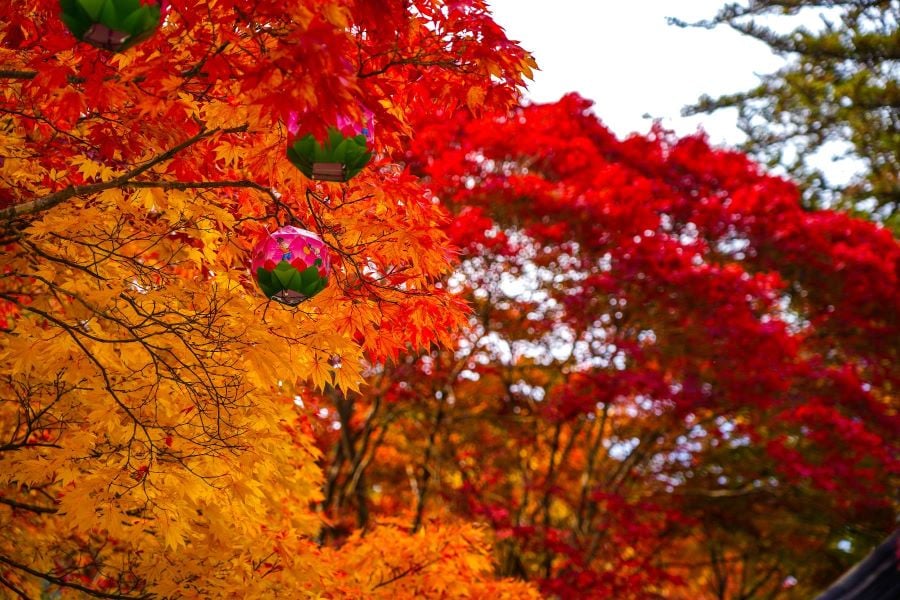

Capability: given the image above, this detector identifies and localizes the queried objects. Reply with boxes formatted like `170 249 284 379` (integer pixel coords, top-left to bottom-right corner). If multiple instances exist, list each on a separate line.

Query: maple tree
311 94 899 598
0 0 540 597
2 1 897 599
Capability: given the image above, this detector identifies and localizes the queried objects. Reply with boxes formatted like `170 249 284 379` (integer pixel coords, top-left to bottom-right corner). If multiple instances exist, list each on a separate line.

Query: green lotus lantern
286 111 375 182
60 0 164 52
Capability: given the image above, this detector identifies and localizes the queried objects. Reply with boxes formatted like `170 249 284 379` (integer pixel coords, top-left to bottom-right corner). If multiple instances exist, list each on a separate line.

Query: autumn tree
675 0 900 227
312 94 899 599
0 1 541 597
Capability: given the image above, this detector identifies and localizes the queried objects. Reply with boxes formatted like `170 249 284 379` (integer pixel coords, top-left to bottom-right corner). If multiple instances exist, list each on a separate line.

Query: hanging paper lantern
286 111 375 182
251 227 331 306
59 0 163 52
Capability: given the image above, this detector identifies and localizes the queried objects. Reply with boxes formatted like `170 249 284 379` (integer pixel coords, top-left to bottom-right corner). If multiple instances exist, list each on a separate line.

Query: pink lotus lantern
251 226 331 305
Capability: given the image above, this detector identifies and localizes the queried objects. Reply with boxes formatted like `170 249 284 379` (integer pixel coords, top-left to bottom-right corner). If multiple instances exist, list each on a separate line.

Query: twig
2 124 248 220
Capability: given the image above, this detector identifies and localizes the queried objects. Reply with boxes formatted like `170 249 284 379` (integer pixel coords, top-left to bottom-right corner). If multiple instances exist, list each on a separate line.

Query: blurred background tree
675 1 899 228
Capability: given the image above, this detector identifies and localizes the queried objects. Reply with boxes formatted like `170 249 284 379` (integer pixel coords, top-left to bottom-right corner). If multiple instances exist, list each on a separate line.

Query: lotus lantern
251 226 331 305
60 0 164 52
286 110 375 182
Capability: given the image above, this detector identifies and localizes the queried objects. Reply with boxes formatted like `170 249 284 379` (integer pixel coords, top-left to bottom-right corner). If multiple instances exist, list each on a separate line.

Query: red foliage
383 93 899 597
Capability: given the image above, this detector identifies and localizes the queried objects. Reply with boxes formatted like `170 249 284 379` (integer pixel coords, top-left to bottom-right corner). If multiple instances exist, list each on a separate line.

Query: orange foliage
0 0 538 597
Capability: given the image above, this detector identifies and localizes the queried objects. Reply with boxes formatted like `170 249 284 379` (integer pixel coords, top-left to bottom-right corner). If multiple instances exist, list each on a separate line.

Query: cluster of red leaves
352 93 898 597
0 0 534 361
410 92 898 467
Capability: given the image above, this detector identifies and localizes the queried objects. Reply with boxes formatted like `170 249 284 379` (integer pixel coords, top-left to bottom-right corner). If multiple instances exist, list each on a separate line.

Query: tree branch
2 124 249 220
0 496 59 515
0 69 37 80
0 573 32 600
371 554 444 591
128 179 278 201
0 555 149 600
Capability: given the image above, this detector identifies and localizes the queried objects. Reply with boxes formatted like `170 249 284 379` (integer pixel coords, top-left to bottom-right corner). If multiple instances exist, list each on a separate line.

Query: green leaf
343 142 364 160
117 0 140 14
287 144 308 167
313 141 329 163
285 273 306 293
331 139 349 164
346 152 372 178
75 0 106 21
121 9 146 33
255 268 278 297
327 127 345 150
272 261 300 288
99 0 120 27
295 135 317 159
60 12 90 38
299 266 321 287
60 0 81 13
141 6 162 28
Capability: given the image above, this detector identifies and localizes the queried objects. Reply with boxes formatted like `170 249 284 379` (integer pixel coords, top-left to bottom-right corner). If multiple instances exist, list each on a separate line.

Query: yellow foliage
0 0 538 596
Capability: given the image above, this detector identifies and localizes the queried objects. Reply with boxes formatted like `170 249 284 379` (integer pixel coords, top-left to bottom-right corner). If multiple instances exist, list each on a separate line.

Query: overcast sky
487 0 785 146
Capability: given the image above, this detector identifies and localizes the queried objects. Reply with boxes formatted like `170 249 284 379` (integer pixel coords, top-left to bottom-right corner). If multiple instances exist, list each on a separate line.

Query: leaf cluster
309 93 900 598
0 0 537 597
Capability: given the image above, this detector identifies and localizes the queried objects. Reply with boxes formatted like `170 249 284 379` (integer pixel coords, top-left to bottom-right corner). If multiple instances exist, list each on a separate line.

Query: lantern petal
255 268 277 297
99 2 119 26
272 262 299 288
299 266 320 287
77 0 105 20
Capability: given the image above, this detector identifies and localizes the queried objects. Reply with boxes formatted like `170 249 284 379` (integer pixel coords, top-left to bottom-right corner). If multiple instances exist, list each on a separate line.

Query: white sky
487 0 785 146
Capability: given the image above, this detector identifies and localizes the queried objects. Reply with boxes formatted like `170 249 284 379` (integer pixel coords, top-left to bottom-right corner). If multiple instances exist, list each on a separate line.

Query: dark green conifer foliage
675 1 899 227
